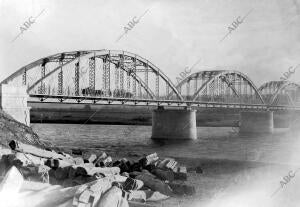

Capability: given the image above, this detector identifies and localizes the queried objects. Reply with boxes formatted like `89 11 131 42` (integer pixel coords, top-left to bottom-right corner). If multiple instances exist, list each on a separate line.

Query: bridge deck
29 94 300 110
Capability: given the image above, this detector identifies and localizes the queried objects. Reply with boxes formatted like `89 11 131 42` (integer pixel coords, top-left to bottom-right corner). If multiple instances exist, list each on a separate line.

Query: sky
0 0 299 87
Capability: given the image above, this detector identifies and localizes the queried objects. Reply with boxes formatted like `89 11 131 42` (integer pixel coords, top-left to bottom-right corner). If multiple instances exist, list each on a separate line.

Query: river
31 124 300 165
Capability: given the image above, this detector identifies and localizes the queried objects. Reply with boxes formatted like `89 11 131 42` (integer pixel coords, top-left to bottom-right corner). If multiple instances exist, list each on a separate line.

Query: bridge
1 49 300 139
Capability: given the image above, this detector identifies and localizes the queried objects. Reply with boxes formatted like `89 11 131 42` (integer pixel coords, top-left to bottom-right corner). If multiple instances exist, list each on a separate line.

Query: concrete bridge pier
239 111 273 134
151 107 197 140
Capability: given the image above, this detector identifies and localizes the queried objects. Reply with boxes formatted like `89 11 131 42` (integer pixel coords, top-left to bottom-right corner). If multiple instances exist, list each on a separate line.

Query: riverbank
148 158 300 207
0 109 47 148
56 143 300 207
2 108 300 206
111 154 300 207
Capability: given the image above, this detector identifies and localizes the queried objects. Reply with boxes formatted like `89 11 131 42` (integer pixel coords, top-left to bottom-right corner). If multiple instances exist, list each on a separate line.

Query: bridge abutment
239 111 273 133
0 84 31 126
151 107 197 140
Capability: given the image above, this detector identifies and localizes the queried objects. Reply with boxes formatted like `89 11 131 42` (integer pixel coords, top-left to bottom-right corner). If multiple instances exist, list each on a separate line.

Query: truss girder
258 81 300 106
2 50 182 101
171 70 265 104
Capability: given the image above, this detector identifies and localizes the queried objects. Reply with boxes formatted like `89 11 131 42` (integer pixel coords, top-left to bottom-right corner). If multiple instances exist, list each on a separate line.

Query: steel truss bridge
1 50 300 110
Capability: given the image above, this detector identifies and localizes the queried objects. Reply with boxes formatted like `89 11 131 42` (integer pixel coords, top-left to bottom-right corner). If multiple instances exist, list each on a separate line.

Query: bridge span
1 49 300 139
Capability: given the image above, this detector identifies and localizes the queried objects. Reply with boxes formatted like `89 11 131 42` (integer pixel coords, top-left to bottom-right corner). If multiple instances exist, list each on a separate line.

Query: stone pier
0 84 31 126
239 111 273 133
151 107 197 140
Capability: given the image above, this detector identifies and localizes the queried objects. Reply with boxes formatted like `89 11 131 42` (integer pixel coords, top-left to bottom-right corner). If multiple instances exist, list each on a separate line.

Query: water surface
32 124 300 165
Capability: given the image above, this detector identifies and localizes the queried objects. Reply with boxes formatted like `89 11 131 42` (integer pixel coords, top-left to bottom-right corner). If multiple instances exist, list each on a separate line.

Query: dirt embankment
0 109 47 148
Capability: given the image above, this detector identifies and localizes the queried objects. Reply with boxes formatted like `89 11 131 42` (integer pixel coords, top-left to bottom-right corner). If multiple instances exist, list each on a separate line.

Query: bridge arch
1 50 183 101
258 81 300 106
169 70 265 104
1 51 90 85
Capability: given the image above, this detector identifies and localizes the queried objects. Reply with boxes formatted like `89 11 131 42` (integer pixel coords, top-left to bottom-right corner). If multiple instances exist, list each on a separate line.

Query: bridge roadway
29 94 300 111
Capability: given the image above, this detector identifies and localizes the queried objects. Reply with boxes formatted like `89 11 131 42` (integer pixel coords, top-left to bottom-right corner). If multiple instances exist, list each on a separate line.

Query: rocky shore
0 109 199 207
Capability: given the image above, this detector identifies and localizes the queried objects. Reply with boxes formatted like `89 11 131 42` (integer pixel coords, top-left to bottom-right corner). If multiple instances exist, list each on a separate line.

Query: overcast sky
0 0 299 87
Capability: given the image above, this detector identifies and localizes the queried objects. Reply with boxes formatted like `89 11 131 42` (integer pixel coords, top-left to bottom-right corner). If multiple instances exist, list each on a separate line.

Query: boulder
0 147 12 158
98 186 129 207
121 172 130 177
88 166 120 176
93 152 108 165
44 158 72 169
96 156 113 167
130 162 143 172
54 167 71 180
151 169 174 182
73 157 84 165
173 166 187 181
49 175 60 185
8 140 66 160
145 153 159 165
135 174 173 196
73 165 120 177
44 159 59 169
145 190 169 201
0 166 24 206
0 166 23 193
138 153 159 168
113 159 133 173
0 156 8 176
122 177 144 191
75 166 88 177
20 165 50 183
68 166 77 179
14 152 46 166
165 159 177 170
128 190 146 202
72 175 97 186
88 154 97 163
156 158 177 171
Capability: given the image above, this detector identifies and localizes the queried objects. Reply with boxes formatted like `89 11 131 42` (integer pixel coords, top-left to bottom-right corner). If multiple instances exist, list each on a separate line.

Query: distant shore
29 102 240 126
29 103 294 128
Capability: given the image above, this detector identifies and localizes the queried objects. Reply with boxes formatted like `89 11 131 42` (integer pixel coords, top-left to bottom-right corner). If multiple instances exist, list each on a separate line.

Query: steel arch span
168 70 265 104
258 81 300 106
1 50 183 101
